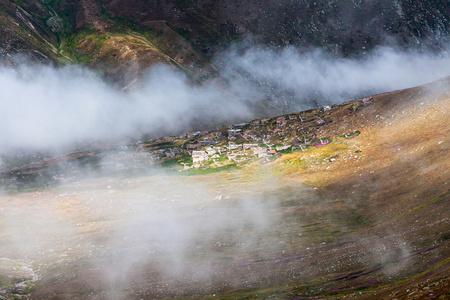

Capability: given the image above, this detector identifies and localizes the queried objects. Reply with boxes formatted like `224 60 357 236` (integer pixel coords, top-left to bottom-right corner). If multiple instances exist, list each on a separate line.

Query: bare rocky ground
0 77 448 299
0 258 37 299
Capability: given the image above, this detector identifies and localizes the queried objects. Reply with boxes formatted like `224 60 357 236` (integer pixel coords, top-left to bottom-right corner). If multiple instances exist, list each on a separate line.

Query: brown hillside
0 78 448 299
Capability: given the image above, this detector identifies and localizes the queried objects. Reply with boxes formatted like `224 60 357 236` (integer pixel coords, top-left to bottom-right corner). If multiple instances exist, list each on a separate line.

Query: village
130 98 371 171
0 97 371 187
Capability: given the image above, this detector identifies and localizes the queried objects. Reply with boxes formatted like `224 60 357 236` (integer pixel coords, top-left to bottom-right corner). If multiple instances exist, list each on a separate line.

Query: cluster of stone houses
191 145 226 163
125 101 369 172
190 142 281 165
138 147 180 161
185 113 317 165
143 104 347 168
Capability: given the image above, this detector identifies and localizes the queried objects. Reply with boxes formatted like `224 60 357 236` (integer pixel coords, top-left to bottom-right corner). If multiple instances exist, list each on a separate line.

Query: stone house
315 119 325 125
253 147 270 158
362 97 373 105
277 116 287 126
198 137 214 146
205 147 217 155
186 143 200 150
228 142 242 150
165 148 179 158
228 129 242 137
192 151 209 163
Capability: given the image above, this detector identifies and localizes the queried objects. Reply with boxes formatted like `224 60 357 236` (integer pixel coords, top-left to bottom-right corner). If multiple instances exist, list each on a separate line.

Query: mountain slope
0 0 60 63
0 0 214 87
0 76 448 299
1 0 449 88
101 0 450 55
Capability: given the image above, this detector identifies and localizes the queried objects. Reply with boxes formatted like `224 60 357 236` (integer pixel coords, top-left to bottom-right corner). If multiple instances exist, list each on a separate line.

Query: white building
205 147 217 155
254 147 270 158
192 151 209 163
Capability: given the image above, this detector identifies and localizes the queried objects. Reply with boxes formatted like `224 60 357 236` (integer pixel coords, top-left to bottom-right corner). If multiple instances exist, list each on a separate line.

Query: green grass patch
60 30 116 63
177 154 193 164
156 157 182 169
342 130 361 138
146 141 174 149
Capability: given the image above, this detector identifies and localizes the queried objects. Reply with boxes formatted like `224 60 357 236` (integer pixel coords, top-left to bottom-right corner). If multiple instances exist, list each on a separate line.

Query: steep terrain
1 0 449 88
0 0 214 87
0 77 448 299
101 0 450 54
0 0 60 63
1 1 449 298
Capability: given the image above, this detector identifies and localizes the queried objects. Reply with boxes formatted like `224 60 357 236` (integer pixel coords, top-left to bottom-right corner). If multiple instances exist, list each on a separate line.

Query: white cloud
220 44 450 109
1 44 449 154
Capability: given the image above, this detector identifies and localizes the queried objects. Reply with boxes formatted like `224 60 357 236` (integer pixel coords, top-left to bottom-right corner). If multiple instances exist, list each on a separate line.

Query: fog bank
220 44 450 109
1 44 449 154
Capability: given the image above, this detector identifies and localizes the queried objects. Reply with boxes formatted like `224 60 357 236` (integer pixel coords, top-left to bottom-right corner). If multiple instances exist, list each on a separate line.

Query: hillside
1 1 449 298
1 0 449 89
0 0 214 87
0 77 448 299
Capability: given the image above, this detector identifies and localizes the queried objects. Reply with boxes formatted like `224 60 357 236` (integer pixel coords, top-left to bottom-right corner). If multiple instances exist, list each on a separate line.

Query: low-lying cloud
1 44 449 154
0 164 283 298
0 63 255 154
220 44 450 108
